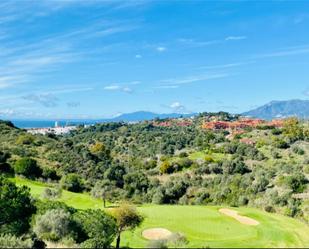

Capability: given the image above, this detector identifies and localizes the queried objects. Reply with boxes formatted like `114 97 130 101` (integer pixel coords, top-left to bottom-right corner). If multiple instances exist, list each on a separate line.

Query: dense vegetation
0 113 308 247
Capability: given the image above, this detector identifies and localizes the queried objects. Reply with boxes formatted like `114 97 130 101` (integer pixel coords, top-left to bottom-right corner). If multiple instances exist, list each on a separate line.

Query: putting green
120 205 309 248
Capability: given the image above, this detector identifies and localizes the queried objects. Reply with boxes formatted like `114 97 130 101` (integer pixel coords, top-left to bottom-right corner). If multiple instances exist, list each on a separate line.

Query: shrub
178 158 193 169
285 174 308 193
16 134 35 145
265 206 275 213
14 157 42 178
159 161 174 174
60 173 84 193
292 146 305 155
73 209 117 247
34 208 73 241
271 150 281 159
0 151 10 163
304 164 309 174
179 152 188 158
271 128 282 135
35 200 76 215
168 232 188 247
147 239 167 249
42 168 59 180
0 234 33 248
204 155 214 163
0 162 14 174
41 187 62 200
272 137 289 149
124 171 150 198
0 177 36 235
152 189 165 204
222 158 250 175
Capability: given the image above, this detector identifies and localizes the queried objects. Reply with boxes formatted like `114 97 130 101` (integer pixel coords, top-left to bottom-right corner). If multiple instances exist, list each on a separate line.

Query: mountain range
243 99 309 120
5 100 309 128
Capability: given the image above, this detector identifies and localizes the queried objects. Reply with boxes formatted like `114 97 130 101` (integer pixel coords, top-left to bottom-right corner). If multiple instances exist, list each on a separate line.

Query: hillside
243 99 309 120
1 114 309 248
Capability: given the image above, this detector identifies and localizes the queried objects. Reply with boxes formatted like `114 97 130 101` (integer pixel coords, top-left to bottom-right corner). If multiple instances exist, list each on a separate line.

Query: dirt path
219 208 259 226
142 228 172 240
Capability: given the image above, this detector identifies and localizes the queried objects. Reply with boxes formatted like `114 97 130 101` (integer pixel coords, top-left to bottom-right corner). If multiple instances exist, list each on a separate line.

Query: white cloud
156 46 167 52
135 54 142 59
129 81 141 85
225 36 247 41
22 93 59 107
198 61 255 70
169 101 186 112
255 45 309 58
104 85 121 90
123 87 132 93
154 85 179 89
159 73 228 86
104 85 133 93
178 38 221 47
170 102 182 109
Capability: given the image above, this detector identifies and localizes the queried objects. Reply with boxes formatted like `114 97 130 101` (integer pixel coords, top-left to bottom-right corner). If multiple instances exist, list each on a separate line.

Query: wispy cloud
178 35 247 48
198 61 254 70
104 85 133 93
178 38 221 47
0 2 140 90
156 46 167 52
159 73 228 87
225 36 247 41
67 101 80 108
22 93 59 108
255 45 309 58
154 85 179 89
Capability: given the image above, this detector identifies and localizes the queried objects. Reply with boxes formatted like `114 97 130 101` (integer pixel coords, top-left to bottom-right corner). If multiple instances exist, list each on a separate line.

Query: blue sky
0 0 309 119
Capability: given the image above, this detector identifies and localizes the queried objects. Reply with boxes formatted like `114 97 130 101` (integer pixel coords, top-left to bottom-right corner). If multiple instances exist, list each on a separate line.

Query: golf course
13 177 309 248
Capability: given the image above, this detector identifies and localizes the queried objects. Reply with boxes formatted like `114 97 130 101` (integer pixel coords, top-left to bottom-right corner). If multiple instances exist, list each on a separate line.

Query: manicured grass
12 177 309 248
12 177 104 210
120 205 309 248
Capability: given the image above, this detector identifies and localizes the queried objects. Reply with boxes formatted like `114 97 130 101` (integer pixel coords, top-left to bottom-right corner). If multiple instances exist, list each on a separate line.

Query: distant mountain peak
243 99 309 120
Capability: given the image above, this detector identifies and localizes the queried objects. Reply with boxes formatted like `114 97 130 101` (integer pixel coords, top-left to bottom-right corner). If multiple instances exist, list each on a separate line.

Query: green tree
283 118 304 142
14 157 42 178
104 164 126 188
60 173 84 193
112 203 143 249
0 177 36 235
91 180 112 208
285 174 308 193
34 208 72 241
73 209 117 248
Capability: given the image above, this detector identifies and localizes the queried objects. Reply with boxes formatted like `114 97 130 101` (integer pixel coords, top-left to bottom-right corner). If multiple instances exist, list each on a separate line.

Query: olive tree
112 203 143 249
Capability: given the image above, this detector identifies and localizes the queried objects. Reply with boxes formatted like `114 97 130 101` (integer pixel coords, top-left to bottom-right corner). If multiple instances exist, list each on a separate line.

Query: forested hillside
1 113 309 247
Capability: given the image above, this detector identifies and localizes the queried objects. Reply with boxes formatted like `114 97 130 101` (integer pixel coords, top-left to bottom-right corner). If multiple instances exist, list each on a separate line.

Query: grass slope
13 177 309 248
12 177 104 210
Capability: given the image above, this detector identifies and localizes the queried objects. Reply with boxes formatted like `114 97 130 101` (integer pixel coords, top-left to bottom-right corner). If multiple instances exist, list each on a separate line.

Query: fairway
13 177 309 248
12 177 105 210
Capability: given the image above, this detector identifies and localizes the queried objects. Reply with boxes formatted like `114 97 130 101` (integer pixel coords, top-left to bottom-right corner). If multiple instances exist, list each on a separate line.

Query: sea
11 120 97 129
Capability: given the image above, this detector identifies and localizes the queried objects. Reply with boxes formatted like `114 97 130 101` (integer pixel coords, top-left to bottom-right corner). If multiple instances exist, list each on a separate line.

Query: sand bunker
142 228 173 240
219 208 259 226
